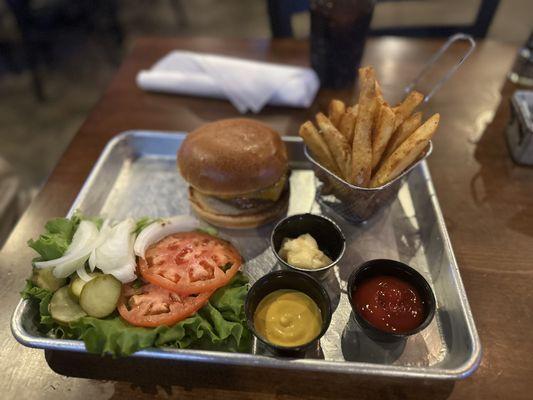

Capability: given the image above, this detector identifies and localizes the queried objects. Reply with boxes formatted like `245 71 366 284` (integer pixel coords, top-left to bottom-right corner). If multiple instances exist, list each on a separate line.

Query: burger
178 118 289 228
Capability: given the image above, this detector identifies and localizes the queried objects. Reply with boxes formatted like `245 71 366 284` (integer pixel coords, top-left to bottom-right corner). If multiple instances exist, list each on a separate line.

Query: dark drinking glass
310 0 375 89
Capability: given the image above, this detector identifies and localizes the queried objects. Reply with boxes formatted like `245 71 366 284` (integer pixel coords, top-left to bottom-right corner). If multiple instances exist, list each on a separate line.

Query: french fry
350 67 376 186
371 104 396 171
328 99 346 127
316 112 352 179
370 113 439 187
375 80 387 107
338 105 359 146
394 91 424 130
299 121 342 177
384 111 423 160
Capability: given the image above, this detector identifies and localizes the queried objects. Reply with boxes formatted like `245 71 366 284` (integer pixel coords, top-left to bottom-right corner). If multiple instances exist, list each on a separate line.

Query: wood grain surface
1 37 531 400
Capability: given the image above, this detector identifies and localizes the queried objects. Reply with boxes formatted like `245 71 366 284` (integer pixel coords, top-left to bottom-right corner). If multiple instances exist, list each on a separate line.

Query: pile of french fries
300 66 440 188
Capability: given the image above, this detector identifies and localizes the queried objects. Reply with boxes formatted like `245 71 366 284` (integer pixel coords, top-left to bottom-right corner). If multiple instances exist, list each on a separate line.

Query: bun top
178 118 288 196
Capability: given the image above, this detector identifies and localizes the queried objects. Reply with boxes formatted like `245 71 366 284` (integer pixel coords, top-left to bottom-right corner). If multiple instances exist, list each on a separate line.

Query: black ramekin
347 259 436 343
245 270 332 355
270 213 345 273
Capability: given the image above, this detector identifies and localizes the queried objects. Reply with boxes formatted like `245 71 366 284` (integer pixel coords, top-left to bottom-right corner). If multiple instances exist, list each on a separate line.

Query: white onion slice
106 264 136 283
34 220 100 278
134 215 200 259
76 266 95 282
91 218 137 283
88 219 111 272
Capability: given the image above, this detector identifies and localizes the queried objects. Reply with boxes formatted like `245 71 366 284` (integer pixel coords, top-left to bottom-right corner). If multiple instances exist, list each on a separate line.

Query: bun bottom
189 188 289 229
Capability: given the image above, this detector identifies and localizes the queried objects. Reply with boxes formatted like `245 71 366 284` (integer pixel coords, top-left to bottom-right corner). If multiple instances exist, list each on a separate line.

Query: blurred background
0 0 531 245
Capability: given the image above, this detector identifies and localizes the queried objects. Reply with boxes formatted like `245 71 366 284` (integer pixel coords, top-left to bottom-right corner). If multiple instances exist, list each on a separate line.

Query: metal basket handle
404 33 476 103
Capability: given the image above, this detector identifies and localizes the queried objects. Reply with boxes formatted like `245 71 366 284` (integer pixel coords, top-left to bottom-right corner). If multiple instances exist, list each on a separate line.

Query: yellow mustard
253 289 322 347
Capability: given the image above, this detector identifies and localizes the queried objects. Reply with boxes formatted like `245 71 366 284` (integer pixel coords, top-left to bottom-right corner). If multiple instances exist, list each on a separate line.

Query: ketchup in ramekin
352 275 425 333
347 259 435 341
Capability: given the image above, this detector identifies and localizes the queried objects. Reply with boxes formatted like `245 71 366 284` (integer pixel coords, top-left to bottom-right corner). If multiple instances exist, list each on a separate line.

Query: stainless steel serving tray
11 131 481 380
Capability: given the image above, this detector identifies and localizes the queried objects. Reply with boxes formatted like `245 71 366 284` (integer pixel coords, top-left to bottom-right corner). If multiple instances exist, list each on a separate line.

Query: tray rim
11 130 482 380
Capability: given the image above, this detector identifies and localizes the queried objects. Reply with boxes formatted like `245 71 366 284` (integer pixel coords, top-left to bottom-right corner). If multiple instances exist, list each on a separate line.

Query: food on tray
50 272 121 321
299 121 341 176
278 233 332 270
118 280 212 328
21 213 251 356
31 266 66 292
328 99 346 127
49 286 87 324
32 218 137 283
138 231 242 296
178 118 289 228
79 274 122 318
69 272 97 299
384 111 423 160
352 275 425 333
339 105 358 145
351 66 376 186
253 289 322 347
316 112 352 179
299 66 440 188
271 213 345 271
370 113 440 187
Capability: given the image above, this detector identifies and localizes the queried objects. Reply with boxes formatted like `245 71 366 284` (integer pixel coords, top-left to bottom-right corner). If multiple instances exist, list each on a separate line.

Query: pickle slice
68 273 99 300
31 267 66 292
49 286 87 324
79 274 122 318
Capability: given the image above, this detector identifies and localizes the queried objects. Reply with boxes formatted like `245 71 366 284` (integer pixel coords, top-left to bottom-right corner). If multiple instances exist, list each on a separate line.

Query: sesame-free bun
178 118 288 197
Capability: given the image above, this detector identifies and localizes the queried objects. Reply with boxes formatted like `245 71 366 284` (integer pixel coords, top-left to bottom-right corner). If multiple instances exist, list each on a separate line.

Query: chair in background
267 0 501 38
4 0 123 101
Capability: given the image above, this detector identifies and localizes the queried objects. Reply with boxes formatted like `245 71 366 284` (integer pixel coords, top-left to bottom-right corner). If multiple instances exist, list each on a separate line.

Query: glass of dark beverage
310 0 375 89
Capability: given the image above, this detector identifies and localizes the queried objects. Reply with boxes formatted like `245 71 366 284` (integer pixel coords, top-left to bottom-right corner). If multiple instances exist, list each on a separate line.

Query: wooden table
1 37 531 400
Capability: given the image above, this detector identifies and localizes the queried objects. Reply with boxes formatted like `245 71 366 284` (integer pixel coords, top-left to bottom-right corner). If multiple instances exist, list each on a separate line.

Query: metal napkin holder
306 33 475 222
507 90 533 165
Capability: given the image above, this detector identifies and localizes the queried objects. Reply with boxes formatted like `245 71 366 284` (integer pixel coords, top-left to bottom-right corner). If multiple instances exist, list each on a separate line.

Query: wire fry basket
305 142 432 222
305 33 475 223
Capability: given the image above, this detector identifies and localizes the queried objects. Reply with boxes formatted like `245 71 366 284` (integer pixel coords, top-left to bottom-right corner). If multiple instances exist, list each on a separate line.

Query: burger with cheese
178 118 289 228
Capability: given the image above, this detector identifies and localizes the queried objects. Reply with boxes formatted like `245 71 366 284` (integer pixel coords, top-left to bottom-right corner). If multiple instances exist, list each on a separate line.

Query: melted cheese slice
215 174 287 202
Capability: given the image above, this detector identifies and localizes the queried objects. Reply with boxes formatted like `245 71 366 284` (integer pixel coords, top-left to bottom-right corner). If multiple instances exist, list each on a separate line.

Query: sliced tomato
118 280 211 327
138 231 243 296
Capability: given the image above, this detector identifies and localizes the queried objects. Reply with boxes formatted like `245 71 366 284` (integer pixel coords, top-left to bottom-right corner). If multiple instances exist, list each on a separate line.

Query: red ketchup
353 275 425 333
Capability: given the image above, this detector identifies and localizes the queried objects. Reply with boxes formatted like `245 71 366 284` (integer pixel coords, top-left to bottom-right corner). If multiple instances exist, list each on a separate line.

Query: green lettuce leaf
133 217 160 235
156 273 251 353
23 215 251 357
21 279 52 301
70 316 158 356
22 265 250 356
27 217 78 261
20 280 58 334
26 212 102 262
197 226 218 236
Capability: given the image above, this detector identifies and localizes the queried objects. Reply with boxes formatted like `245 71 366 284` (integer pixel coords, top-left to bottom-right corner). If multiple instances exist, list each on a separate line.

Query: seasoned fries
351 66 376 186
299 121 342 177
384 111 423 160
394 91 424 130
315 112 352 179
371 104 396 171
375 80 387 107
328 99 346 127
371 113 440 188
338 105 358 145
299 66 440 190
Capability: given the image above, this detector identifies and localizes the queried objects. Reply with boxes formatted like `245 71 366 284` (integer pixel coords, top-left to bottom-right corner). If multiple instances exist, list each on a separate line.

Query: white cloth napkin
136 51 320 113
